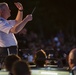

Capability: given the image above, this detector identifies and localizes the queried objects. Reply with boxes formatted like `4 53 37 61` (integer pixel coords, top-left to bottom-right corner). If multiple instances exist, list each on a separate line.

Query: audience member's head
12 60 31 75
34 49 47 67
68 48 76 70
4 54 21 72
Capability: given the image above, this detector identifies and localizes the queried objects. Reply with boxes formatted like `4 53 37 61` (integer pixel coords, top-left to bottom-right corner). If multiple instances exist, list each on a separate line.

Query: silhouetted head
68 48 76 69
4 54 21 72
12 60 31 75
34 49 47 67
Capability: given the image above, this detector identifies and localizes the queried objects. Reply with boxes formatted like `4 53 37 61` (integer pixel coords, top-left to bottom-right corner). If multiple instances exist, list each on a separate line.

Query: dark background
0 0 76 38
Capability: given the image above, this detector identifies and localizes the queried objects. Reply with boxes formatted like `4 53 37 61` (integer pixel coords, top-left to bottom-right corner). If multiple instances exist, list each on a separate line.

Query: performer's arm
10 14 32 34
14 2 23 24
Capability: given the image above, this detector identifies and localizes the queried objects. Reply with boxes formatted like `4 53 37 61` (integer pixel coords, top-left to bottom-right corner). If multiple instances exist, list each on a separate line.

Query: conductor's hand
14 2 23 10
25 14 33 22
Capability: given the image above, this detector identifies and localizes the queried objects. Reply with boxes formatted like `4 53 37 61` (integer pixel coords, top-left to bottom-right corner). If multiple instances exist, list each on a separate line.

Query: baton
31 7 36 14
